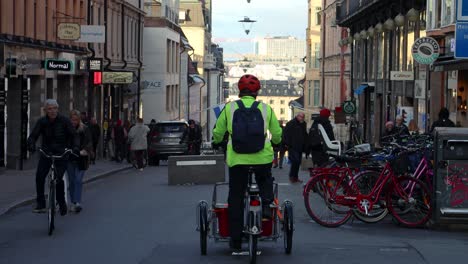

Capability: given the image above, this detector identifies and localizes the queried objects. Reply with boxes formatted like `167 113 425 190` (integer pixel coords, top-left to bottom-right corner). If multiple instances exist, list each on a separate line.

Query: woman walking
128 118 150 171
67 110 93 213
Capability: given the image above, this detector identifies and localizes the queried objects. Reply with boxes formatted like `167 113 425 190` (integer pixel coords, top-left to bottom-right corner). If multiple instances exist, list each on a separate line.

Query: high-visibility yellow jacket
213 96 282 167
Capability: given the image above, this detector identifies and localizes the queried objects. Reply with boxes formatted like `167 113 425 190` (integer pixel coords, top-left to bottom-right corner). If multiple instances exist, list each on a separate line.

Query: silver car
148 121 188 166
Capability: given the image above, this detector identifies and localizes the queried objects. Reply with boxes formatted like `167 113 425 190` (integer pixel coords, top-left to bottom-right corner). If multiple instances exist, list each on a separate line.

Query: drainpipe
103 0 111 70
121 4 127 70
87 0 95 118
199 79 206 126
349 31 354 146
321 0 326 107
137 0 143 119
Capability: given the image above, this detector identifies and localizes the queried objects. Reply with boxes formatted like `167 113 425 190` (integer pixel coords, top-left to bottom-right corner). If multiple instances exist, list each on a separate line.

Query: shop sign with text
102 72 133 84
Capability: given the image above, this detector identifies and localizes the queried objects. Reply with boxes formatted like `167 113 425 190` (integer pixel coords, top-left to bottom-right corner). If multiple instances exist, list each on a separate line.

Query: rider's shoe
262 206 273 220
229 239 242 251
75 203 82 213
59 203 68 216
33 203 46 213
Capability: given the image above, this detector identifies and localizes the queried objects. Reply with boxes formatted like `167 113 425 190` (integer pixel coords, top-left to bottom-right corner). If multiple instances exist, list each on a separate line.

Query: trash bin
433 127 468 225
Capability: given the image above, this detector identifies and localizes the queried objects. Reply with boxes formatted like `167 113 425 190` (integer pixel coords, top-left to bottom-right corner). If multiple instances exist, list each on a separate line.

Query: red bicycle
304 148 432 228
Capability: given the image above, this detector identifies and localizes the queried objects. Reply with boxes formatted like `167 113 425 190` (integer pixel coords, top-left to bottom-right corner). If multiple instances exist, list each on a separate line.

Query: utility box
168 155 226 185
433 127 468 225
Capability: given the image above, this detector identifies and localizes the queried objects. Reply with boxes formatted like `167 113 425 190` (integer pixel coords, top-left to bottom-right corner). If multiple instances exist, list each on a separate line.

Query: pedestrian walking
128 118 150 171
67 110 93 213
27 99 80 215
395 115 410 136
308 108 335 167
89 117 100 164
273 121 286 169
283 112 308 183
112 119 127 163
430 107 455 133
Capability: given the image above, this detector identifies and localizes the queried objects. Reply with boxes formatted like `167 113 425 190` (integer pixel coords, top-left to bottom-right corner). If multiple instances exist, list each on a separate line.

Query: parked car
148 121 188 166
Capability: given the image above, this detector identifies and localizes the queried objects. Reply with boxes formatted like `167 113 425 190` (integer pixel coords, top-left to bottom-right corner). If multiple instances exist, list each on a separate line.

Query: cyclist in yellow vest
212 74 282 250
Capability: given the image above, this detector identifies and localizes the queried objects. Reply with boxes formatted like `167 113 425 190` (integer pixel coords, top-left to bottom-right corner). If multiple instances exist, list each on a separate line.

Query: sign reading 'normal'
45 59 73 71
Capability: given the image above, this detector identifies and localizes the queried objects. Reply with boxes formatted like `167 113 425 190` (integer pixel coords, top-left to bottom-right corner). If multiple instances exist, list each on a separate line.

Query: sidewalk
0 160 132 216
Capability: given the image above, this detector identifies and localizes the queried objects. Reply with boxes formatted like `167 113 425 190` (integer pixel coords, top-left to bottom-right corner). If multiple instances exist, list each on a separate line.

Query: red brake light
250 199 261 206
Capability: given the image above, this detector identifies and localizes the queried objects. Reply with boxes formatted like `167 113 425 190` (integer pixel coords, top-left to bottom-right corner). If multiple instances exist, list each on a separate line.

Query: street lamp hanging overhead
239 16 256 35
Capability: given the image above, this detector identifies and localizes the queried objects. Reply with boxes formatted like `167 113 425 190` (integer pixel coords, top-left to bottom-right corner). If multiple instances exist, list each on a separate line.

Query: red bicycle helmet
238 74 261 93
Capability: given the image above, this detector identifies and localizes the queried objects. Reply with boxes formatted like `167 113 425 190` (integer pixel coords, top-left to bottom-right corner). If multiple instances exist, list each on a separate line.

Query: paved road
1 165 467 264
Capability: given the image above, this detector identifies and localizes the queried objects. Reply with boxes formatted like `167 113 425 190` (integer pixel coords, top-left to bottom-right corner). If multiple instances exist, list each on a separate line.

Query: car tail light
250 199 261 206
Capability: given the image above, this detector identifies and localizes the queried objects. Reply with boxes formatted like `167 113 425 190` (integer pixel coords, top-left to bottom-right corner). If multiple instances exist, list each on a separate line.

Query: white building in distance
255 36 306 58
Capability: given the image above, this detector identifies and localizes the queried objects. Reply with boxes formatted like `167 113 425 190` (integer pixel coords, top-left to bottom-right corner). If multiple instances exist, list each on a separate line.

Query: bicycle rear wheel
248 234 257 264
48 181 56 236
303 174 352 227
387 176 431 227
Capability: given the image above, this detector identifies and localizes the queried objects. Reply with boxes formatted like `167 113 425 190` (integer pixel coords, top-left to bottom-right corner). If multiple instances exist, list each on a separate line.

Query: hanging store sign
57 23 81 40
102 72 133 84
76 25 106 43
390 71 414 81
412 37 440 65
44 59 73 71
455 22 468 59
457 0 468 21
343 100 356 115
88 58 103 71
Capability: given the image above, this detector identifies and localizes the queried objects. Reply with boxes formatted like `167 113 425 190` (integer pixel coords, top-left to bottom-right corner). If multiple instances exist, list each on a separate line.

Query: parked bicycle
304 145 432 228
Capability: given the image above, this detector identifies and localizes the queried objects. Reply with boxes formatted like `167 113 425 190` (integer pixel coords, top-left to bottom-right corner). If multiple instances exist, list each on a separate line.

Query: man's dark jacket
27 114 80 154
283 118 308 152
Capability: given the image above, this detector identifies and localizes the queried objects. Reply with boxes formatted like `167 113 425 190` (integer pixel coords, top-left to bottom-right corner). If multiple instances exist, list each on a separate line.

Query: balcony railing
336 0 381 24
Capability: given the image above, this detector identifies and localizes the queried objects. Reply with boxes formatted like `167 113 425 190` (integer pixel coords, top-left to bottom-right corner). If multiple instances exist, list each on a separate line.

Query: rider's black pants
228 164 274 242
36 156 67 207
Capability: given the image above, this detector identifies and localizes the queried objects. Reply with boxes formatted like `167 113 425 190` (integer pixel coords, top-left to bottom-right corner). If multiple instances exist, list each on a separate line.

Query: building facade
304 0 322 121
426 0 468 128
142 0 182 122
337 0 427 144
0 0 144 169
255 36 306 59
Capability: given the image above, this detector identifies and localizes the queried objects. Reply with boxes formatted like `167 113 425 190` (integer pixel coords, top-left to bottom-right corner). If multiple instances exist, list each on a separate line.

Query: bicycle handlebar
38 148 77 160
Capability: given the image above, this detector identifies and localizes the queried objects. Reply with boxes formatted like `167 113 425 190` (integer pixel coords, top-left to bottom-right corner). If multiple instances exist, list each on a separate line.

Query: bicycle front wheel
387 176 431 227
48 181 56 236
303 174 352 227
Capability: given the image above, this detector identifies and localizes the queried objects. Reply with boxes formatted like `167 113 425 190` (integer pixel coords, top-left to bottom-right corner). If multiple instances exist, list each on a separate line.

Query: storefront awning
188 74 205 86
354 84 368 95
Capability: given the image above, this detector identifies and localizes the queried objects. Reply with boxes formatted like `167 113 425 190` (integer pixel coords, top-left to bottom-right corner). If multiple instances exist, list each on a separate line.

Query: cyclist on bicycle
128 117 150 171
180 119 202 155
27 99 80 215
212 74 282 251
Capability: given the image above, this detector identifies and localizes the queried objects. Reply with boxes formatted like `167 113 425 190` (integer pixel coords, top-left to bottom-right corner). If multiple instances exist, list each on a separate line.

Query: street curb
0 166 132 217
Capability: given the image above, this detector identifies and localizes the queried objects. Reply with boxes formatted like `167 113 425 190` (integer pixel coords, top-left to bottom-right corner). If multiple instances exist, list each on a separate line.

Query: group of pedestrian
382 107 456 143
281 108 335 183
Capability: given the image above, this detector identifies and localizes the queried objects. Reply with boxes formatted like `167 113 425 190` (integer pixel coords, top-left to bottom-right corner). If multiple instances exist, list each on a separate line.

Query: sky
212 0 308 59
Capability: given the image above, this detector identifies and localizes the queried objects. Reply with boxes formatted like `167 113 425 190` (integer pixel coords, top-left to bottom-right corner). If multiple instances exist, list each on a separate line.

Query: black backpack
308 123 322 150
231 100 265 154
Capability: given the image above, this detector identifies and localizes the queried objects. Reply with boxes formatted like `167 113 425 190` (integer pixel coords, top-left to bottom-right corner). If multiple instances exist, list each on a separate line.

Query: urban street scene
1 0 468 263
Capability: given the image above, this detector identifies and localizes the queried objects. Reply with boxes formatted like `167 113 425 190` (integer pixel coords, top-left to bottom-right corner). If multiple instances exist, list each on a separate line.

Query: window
166 85 171 111
280 108 285 115
442 0 455 26
315 7 322 26
280 100 285 105
269 99 275 104
313 80 320 107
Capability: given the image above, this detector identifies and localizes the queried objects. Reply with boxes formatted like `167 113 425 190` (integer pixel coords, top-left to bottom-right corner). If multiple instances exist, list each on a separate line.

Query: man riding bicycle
212 74 282 250
27 99 80 215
